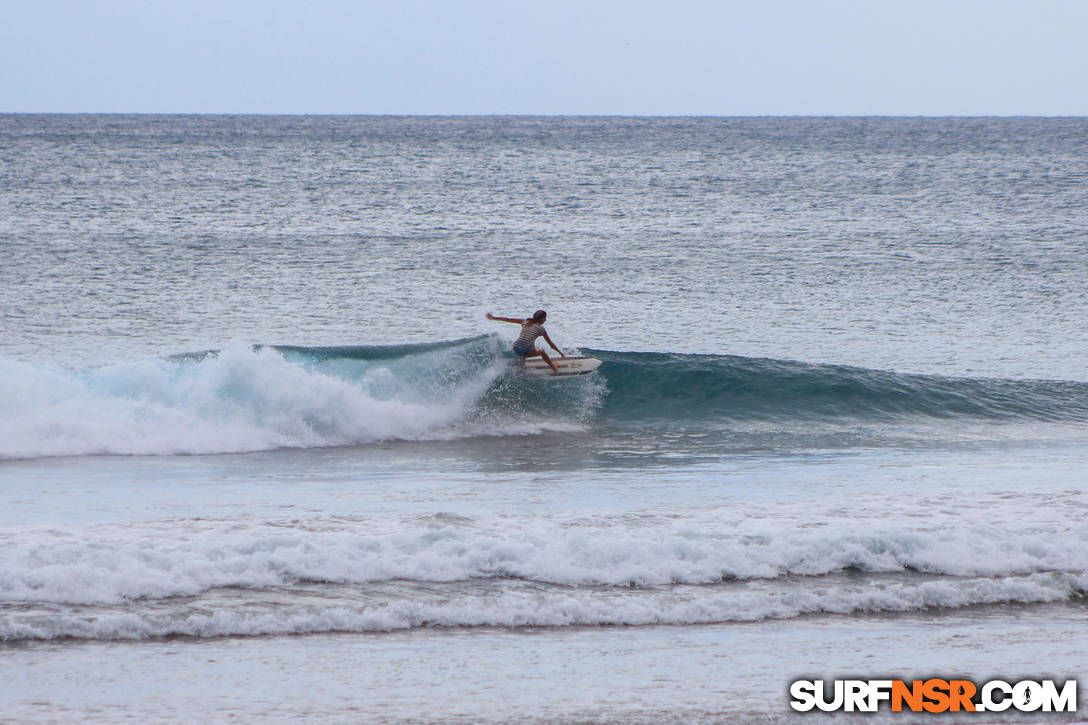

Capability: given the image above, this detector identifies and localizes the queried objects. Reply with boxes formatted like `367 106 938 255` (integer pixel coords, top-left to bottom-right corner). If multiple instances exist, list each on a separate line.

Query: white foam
3 571 1083 641
3 512 1086 606
0 343 519 459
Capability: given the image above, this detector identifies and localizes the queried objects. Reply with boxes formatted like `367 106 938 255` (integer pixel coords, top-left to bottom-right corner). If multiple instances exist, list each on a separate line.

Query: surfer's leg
538 349 559 374
521 348 559 374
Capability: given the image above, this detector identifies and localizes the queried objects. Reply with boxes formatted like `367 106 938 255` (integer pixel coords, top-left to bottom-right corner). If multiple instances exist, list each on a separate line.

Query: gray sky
3 0 1086 115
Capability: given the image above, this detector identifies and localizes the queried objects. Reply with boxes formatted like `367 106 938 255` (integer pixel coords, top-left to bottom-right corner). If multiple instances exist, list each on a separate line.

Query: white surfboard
520 356 602 378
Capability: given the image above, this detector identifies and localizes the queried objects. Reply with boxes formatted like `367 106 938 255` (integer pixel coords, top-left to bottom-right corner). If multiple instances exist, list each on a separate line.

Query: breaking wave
3 510 1086 641
2 336 1087 459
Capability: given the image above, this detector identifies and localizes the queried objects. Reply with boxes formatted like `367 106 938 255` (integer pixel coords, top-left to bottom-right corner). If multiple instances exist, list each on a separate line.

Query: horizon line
3 111 1087 119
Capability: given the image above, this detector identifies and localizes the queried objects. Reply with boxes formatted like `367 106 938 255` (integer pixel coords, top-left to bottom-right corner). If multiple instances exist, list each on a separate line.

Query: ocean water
1 115 1087 723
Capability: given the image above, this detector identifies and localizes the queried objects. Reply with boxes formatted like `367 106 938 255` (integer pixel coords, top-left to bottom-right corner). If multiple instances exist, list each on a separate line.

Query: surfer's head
532 310 547 323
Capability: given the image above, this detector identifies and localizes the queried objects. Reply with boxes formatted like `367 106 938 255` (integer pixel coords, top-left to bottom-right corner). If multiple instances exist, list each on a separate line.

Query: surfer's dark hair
532 310 547 323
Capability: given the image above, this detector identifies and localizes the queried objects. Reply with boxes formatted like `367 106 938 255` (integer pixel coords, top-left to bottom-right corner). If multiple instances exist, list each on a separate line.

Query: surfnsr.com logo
789 679 1077 713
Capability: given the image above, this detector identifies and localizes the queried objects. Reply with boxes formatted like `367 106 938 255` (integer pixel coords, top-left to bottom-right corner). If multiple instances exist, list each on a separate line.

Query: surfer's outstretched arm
541 330 566 357
485 313 525 324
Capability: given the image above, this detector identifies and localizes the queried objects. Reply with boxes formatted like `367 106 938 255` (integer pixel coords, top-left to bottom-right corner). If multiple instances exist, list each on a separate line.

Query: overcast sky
2 0 1086 115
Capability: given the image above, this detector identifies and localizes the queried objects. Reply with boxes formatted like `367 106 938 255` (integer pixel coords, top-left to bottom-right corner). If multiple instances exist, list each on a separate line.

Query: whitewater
2 115 1087 723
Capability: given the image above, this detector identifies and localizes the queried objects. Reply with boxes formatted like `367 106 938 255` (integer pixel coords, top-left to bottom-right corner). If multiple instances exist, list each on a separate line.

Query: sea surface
1 115 1087 723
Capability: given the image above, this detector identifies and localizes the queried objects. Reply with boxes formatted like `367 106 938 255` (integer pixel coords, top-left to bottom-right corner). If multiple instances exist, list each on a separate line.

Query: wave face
589 349 1088 423
3 510 1086 642
2 338 1087 459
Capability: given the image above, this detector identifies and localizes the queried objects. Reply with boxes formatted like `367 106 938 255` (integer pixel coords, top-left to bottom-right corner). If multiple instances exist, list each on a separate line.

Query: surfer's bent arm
542 331 566 357
485 313 525 324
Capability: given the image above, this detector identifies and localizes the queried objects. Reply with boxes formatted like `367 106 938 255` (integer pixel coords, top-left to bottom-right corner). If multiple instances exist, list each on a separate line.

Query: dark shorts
513 342 534 357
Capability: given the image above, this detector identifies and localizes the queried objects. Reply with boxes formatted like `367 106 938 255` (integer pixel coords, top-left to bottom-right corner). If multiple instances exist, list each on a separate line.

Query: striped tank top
514 322 544 353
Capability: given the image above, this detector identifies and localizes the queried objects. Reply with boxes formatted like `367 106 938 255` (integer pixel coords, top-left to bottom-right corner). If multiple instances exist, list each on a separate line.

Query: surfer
486 310 565 374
